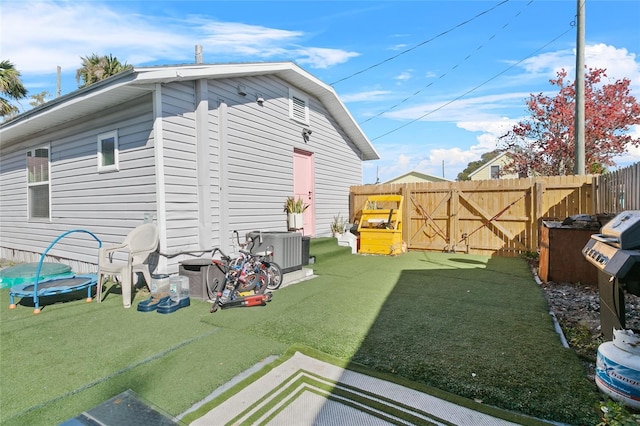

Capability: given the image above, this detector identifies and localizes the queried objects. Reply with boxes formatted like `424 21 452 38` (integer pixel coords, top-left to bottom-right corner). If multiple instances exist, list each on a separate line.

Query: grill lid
598 210 640 249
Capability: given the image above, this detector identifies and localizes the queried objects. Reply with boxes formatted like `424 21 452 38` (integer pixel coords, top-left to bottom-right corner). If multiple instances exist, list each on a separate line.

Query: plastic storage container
179 259 224 300
170 275 189 302
150 274 170 297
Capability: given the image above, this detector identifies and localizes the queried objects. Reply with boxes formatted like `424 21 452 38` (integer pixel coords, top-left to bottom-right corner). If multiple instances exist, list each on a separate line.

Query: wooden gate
350 176 594 256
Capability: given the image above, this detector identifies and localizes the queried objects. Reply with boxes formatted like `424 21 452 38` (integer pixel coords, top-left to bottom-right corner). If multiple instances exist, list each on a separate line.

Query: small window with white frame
97 130 119 172
490 165 500 179
26 145 51 220
289 88 309 125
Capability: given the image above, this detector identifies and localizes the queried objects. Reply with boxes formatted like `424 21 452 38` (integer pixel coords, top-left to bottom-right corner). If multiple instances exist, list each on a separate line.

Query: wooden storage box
357 195 404 255
538 221 598 285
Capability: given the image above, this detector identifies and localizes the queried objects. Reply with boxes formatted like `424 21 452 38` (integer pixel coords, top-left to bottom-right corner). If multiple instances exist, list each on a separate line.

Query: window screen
26 147 50 219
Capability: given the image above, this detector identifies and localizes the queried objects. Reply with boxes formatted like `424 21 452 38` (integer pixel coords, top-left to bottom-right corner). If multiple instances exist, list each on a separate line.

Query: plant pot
287 213 304 230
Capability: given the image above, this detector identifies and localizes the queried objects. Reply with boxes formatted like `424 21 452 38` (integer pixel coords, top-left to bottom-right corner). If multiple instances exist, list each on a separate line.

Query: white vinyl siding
1 95 155 268
158 81 201 253
215 75 361 242
0 70 367 270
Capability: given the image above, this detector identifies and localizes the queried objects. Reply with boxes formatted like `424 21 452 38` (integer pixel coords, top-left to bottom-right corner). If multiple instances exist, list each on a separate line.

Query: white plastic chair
97 223 159 308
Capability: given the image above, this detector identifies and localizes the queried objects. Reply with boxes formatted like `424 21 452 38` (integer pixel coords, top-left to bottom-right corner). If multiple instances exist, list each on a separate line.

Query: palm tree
0 60 28 117
75 54 133 88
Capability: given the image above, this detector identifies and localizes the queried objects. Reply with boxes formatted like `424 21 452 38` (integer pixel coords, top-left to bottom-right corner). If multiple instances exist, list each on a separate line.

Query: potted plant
330 213 348 238
284 196 308 230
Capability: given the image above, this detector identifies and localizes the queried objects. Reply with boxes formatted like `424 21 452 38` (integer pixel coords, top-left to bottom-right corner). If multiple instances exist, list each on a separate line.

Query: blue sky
2 0 639 183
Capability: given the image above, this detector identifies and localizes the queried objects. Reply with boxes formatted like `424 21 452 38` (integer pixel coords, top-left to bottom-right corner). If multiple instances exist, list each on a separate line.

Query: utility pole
56 66 61 98
574 0 586 175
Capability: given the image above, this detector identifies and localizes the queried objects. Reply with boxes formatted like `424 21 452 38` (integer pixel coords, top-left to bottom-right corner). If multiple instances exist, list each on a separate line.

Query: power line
361 0 534 125
330 0 511 86
370 25 575 142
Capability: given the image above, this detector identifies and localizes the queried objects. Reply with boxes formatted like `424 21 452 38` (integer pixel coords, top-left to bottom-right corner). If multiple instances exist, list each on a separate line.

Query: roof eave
1 63 379 160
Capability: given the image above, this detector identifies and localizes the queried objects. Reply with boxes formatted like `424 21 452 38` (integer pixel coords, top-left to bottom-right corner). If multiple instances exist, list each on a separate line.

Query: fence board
595 163 640 212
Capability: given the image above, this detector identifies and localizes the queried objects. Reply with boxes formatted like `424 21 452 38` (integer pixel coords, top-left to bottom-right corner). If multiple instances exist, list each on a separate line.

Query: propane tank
595 329 640 409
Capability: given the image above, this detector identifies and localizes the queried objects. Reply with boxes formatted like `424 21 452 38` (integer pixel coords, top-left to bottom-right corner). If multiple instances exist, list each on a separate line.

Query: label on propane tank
596 350 640 408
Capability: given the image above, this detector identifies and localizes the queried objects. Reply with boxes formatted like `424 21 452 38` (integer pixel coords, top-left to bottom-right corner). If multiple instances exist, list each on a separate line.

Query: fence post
449 186 459 252
402 184 410 249
534 180 544 252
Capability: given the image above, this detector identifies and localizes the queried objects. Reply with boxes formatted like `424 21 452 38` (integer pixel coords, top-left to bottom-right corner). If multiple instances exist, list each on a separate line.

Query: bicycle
231 231 283 290
208 248 271 313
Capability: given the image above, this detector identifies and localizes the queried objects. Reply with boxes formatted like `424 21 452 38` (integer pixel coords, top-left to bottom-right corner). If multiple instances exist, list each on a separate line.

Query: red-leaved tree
498 67 640 176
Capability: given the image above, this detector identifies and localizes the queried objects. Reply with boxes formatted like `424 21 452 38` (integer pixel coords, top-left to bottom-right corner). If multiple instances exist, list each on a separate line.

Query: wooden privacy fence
593 162 640 213
350 175 594 256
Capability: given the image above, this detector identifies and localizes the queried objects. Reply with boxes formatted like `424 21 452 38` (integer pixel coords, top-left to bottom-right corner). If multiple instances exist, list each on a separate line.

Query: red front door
293 149 314 236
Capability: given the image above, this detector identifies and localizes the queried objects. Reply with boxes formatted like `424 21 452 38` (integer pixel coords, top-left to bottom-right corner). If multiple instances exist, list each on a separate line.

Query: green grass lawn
0 238 600 425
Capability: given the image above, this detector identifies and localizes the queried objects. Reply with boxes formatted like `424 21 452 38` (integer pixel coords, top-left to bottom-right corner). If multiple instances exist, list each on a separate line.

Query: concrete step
282 267 314 288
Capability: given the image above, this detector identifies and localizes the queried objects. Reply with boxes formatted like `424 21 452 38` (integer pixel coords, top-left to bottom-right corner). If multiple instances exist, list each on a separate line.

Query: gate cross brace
457 190 529 249
410 194 449 243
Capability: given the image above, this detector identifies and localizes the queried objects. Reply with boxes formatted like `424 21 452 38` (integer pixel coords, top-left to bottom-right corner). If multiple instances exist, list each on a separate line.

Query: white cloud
612 125 640 167
385 92 531 123
457 117 520 151
2 2 194 72
340 90 392 103
516 43 640 94
294 47 360 69
1 0 360 76
390 44 409 51
366 142 483 182
370 43 640 182
394 70 412 82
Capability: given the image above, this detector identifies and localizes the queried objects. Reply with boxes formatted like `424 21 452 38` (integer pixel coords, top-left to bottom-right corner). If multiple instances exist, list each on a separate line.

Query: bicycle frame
209 248 271 313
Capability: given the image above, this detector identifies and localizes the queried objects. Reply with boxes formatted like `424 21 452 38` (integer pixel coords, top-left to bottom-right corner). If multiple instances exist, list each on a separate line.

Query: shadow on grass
13 289 91 309
1 239 602 426
309 252 601 425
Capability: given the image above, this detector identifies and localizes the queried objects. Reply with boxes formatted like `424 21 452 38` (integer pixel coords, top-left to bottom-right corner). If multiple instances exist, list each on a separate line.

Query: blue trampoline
8 230 102 314
0 262 72 289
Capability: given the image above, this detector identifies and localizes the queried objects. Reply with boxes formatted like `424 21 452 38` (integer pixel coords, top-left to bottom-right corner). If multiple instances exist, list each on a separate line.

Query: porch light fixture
302 127 312 142
237 85 247 96
256 94 265 105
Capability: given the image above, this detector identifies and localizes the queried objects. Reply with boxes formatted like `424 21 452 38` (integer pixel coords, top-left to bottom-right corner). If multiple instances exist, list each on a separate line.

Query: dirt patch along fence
350 175 594 256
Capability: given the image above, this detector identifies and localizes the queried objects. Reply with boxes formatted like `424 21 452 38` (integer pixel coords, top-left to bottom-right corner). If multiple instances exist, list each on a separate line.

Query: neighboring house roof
384 170 452 184
468 152 517 180
0 62 379 160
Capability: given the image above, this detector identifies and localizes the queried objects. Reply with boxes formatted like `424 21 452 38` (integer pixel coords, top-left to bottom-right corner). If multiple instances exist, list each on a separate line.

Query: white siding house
468 152 519 181
0 62 379 274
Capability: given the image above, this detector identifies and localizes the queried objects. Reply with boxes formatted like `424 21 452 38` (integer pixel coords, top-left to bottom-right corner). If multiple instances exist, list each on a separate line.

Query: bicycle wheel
265 261 283 290
242 271 268 294
238 273 257 292
206 267 222 300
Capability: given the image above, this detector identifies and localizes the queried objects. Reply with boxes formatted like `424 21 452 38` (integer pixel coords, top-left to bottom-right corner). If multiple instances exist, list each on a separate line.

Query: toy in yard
8 229 102 314
1 262 72 289
232 230 283 290
208 248 272 313
357 195 404 255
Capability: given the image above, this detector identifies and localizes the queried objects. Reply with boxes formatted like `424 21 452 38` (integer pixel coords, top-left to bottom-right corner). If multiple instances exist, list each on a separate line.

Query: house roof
383 170 452 184
0 62 379 160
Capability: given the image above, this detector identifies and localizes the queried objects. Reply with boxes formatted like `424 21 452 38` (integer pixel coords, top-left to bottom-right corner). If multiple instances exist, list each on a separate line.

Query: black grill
582 211 640 340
